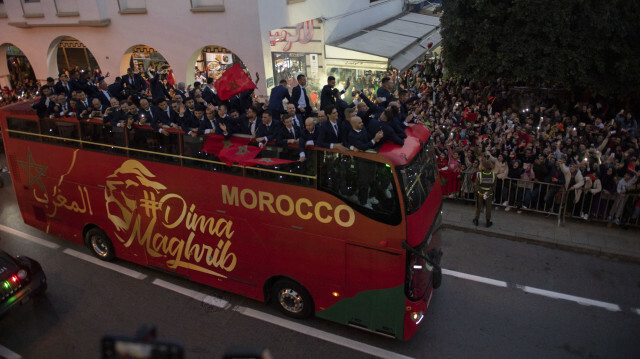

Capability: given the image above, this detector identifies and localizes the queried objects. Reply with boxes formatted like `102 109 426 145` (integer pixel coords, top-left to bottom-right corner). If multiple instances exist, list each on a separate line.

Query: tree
440 0 640 95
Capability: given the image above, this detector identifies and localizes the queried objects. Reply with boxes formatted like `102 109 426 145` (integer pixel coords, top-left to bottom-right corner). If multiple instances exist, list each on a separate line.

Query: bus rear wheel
272 279 314 319
85 228 115 261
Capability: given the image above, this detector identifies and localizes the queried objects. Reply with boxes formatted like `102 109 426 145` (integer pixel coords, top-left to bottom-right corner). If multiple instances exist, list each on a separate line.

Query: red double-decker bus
0 101 442 340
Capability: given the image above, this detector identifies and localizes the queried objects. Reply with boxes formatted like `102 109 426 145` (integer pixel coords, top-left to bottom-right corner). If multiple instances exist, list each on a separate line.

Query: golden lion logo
105 160 166 239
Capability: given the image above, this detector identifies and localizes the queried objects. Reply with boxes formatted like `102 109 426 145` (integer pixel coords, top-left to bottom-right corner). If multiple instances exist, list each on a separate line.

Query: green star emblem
259 158 273 163
228 80 239 92
222 140 234 148
439 175 448 186
18 148 48 193
236 145 249 155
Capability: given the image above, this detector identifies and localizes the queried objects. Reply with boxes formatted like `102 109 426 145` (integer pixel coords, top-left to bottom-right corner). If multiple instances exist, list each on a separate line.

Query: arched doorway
120 45 174 89
54 36 101 74
0 44 36 91
187 45 248 86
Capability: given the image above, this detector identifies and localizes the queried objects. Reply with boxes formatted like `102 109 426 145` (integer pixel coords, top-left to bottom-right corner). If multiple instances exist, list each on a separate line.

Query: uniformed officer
473 159 497 227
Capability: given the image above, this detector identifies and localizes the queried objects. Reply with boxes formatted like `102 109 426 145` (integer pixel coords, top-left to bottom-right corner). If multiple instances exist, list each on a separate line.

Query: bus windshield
397 141 437 215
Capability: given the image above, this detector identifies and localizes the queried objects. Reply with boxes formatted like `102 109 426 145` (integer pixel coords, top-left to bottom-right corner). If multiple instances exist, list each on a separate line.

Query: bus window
7 117 39 141
317 151 401 226
128 127 180 164
39 117 80 149
397 141 436 215
244 144 316 188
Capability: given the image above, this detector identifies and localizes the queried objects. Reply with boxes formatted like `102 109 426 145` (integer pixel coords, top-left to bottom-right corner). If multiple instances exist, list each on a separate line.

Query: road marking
0 344 21 359
442 268 508 287
152 279 229 309
0 224 59 249
517 285 621 311
233 306 414 359
62 249 147 280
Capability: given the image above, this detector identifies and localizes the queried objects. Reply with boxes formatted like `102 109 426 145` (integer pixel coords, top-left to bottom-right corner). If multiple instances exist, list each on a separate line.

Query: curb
441 223 640 265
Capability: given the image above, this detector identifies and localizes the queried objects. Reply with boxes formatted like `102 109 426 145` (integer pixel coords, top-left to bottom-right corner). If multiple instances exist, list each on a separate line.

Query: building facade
0 0 437 94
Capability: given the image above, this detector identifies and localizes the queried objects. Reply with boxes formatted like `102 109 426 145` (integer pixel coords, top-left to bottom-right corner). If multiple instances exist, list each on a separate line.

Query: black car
0 249 47 316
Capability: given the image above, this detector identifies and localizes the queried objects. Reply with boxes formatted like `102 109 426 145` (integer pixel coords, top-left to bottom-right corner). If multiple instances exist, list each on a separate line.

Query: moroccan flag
167 69 176 87
214 64 257 101
218 142 263 165
242 157 296 167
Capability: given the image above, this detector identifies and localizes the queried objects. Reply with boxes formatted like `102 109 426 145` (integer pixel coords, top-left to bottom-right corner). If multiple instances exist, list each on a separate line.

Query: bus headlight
410 311 424 324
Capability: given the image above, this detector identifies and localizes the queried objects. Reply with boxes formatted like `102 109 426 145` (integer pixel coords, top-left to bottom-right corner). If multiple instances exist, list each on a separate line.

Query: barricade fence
442 170 640 227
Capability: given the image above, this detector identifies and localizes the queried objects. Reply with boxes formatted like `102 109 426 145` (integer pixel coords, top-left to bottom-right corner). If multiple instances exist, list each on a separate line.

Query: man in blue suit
376 76 396 108
266 80 291 115
256 111 283 147
316 105 347 151
121 68 147 93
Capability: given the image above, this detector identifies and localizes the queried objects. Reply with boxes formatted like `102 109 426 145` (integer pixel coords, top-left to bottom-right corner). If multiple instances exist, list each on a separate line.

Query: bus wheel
272 279 314 319
85 228 115 261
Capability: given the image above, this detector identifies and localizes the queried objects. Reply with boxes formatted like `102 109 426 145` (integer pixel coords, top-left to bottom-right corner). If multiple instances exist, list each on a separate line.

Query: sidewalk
442 200 640 263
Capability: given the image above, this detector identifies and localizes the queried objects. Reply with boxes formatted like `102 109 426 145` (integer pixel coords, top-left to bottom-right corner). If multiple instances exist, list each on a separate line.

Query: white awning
325 12 441 72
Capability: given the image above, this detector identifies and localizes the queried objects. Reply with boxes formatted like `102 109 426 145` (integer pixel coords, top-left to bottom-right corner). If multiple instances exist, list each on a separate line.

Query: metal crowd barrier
450 173 640 228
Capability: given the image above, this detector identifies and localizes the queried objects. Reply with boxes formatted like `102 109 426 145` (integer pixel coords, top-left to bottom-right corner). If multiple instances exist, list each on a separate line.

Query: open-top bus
0 101 442 340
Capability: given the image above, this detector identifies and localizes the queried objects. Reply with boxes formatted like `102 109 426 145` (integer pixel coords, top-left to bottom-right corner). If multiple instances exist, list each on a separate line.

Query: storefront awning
325 13 441 72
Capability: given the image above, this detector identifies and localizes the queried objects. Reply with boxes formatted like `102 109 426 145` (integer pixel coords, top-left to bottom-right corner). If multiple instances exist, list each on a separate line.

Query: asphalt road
1 178 639 359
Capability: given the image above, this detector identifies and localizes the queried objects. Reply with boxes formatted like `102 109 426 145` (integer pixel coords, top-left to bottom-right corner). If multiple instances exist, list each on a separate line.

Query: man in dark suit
277 116 301 147
346 116 383 207
152 98 180 135
54 73 72 98
32 85 53 118
367 109 404 147
75 90 92 120
256 111 283 146
266 80 291 115
285 103 305 129
96 81 114 107
174 82 188 101
108 77 123 99
376 76 396 108
320 76 350 111
299 117 320 161
197 104 231 139
291 74 312 118
236 106 261 137
228 89 254 114
121 68 147 93
148 70 170 101
202 77 222 107
316 105 347 151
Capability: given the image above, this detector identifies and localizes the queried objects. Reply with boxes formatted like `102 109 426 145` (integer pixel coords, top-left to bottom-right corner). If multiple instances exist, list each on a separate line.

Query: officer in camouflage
473 159 497 228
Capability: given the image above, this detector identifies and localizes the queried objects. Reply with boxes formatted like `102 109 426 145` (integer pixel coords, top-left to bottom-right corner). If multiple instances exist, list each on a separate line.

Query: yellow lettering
275 195 294 216
221 185 239 206
315 201 332 224
161 194 187 229
240 188 257 209
295 198 313 220
258 191 276 213
334 204 355 227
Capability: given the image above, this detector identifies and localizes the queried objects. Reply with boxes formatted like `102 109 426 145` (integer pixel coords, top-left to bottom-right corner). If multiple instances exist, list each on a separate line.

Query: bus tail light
332 291 340 297
410 311 424 324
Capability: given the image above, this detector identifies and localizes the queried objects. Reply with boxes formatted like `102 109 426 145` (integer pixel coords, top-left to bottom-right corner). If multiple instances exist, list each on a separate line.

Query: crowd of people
3 53 639 226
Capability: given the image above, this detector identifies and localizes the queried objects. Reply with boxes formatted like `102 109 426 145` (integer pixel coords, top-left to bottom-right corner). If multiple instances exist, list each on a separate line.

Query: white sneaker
522 205 527 209
505 206 511 212
385 189 392 199
362 203 373 209
502 201 508 206
583 213 589 220
369 197 380 205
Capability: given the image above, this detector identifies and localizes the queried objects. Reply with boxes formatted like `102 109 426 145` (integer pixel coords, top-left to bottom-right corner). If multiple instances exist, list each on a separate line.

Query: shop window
272 52 306 87
54 0 79 17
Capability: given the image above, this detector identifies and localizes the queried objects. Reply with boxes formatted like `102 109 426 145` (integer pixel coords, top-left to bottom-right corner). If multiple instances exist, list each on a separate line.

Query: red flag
167 69 176 87
242 157 296 167
218 142 262 165
202 135 244 155
214 64 257 101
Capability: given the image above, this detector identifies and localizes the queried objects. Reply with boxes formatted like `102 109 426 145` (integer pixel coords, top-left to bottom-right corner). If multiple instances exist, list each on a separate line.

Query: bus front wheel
272 279 314 319
85 228 115 261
